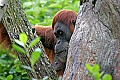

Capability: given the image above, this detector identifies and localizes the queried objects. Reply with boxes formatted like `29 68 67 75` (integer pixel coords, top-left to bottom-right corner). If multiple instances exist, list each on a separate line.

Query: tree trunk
63 0 120 80
1 0 57 79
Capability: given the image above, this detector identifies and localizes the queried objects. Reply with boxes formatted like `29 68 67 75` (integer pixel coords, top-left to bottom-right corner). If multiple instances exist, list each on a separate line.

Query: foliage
0 0 79 79
86 64 112 80
20 0 79 26
0 47 29 80
0 0 114 80
12 33 41 79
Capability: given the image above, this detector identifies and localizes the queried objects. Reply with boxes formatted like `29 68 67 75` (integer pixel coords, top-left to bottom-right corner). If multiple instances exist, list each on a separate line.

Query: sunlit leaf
19 33 28 44
14 39 25 47
94 72 101 80
30 48 41 66
85 64 93 73
12 44 26 54
48 4 62 8
29 37 40 48
102 74 112 80
93 64 100 72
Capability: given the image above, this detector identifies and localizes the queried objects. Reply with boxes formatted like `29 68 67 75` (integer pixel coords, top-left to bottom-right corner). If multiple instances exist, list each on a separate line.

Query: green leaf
30 48 41 66
19 33 28 44
100 71 104 76
23 2 35 8
85 64 93 73
93 64 100 73
21 65 32 71
48 4 62 8
0 76 5 80
94 72 101 80
12 44 26 54
29 37 40 48
7 75 13 80
14 39 25 47
102 74 112 80
33 7 41 18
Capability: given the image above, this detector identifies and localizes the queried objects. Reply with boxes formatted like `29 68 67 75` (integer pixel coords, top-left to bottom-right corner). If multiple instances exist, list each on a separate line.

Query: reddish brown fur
52 10 77 76
0 10 77 76
0 22 11 48
52 10 77 33
33 26 56 62
0 22 56 62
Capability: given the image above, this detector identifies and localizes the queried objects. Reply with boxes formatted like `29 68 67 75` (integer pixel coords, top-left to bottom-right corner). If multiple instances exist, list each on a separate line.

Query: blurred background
20 0 79 26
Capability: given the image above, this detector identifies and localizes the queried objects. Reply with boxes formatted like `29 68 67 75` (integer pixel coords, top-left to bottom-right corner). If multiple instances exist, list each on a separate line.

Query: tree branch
1 0 57 79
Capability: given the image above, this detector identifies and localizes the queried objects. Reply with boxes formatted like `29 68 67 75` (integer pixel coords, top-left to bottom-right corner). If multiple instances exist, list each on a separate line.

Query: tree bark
1 0 57 79
63 0 120 80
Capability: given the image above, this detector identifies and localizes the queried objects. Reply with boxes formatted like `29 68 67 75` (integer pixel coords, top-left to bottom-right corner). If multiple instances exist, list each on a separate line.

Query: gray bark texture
63 0 120 80
1 0 57 79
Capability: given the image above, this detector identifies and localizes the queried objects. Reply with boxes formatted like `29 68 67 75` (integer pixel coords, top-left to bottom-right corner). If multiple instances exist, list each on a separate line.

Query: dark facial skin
52 21 73 71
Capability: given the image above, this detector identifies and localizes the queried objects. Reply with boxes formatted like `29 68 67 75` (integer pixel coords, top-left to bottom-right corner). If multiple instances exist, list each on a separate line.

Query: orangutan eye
57 30 63 36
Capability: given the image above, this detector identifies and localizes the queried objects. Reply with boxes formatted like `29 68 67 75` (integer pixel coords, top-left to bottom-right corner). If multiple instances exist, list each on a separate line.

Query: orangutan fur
52 10 77 76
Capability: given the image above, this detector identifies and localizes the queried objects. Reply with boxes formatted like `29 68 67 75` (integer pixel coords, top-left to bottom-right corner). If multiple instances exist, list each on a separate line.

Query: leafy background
0 0 79 80
20 0 79 26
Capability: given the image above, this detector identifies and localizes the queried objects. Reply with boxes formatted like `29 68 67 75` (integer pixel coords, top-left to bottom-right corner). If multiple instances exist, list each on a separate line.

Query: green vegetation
0 48 29 80
0 0 112 80
86 64 112 80
12 33 41 79
20 0 79 26
0 0 79 79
